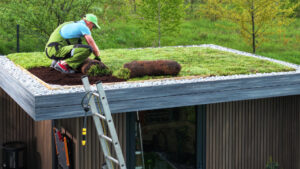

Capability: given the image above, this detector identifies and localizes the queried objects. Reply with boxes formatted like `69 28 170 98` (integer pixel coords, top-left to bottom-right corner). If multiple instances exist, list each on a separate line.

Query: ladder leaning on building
81 76 127 169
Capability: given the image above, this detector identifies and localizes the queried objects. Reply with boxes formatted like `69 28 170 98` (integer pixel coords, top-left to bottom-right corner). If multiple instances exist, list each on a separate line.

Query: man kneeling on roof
45 14 101 74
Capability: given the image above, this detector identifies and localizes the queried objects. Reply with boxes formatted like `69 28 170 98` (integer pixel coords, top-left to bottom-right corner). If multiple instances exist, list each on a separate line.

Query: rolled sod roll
124 60 181 78
80 58 109 75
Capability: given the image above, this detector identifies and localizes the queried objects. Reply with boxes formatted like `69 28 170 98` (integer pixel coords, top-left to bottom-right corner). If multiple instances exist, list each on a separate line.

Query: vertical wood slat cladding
206 96 300 169
34 120 52 169
0 88 52 169
57 113 126 169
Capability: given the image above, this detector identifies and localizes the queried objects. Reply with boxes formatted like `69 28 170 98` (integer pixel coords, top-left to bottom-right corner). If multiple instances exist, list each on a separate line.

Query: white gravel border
0 44 299 96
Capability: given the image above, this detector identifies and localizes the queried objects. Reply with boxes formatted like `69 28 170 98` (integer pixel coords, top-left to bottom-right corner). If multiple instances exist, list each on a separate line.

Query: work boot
54 61 75 74
50 60 57 68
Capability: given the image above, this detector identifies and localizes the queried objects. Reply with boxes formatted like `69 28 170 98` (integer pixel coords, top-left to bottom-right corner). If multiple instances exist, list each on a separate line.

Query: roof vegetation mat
6 46 295 81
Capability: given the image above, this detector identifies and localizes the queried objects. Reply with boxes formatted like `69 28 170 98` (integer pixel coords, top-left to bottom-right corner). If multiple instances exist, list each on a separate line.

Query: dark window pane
135 107 196 169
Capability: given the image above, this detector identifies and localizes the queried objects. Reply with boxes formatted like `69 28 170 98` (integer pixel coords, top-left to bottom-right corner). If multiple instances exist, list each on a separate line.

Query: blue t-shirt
60 20 91 39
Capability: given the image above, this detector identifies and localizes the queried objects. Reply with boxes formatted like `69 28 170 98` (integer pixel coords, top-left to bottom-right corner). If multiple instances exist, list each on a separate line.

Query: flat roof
1 44 300 121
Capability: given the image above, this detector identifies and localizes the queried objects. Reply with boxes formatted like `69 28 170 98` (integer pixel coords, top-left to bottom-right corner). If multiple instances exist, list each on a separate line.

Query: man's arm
84 34 100 57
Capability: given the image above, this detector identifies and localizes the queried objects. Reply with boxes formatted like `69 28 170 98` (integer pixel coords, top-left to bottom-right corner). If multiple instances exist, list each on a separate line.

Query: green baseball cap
84 14 101 29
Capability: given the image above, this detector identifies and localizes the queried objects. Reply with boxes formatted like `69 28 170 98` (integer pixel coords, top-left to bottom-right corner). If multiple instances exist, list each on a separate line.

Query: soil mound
124 60 181 78
28 67 125 85
80 59 109 74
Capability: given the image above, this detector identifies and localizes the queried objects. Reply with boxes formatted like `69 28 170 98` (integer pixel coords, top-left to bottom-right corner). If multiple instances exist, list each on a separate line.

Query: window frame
126 105 207 169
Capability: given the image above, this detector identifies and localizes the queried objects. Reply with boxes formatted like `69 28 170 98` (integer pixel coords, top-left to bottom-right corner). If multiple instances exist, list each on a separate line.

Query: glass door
135 107 196 169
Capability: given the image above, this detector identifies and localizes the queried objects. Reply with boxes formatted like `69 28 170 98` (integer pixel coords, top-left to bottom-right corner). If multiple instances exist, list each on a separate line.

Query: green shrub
87 65 112 77
265 157 279 169
113 68 131 80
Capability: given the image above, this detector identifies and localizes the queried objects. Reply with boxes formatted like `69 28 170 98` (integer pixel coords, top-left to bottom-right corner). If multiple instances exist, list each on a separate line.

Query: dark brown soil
28 67 126 85
124 60 181 78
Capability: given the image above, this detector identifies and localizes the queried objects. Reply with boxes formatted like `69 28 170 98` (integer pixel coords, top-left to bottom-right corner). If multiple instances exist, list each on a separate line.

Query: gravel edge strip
0 44 299 96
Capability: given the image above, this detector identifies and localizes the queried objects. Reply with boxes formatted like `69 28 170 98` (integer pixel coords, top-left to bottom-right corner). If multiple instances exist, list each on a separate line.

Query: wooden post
52 120 57 169
126 112 136 169
197 105 206 169
17 24 20 53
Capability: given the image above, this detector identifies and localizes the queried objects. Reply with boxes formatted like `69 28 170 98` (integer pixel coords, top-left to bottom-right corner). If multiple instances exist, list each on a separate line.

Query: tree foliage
200 0 224 21
290 0 300 17
202 0 298 53
137 0 185 47
1 0 97 41
0 0 299 55
97 0 132 23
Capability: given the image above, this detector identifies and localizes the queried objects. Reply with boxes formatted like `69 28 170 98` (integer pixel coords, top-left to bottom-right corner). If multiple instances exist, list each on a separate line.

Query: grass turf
6 46 294 81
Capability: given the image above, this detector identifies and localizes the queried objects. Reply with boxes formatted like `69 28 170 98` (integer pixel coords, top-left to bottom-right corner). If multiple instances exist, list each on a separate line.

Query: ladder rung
92 92 100 97
135 151 142 155
100 134 112 143
106 155 119 164
94 113 106 120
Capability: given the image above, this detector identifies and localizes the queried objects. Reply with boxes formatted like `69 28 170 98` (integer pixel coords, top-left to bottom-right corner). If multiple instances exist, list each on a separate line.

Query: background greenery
0 0 299 64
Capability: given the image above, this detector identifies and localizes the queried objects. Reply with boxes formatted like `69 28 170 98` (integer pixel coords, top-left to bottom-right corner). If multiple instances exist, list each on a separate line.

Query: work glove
94 56 101 62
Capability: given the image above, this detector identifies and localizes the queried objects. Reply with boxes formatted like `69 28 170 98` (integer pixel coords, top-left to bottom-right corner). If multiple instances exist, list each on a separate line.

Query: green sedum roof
7 46 295 81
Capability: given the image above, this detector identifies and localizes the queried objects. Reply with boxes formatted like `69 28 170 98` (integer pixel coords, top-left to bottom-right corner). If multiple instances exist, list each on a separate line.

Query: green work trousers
55 45 92 70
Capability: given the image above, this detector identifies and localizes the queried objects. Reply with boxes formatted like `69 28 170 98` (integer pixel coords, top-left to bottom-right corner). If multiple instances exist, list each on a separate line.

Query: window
135 107 196 169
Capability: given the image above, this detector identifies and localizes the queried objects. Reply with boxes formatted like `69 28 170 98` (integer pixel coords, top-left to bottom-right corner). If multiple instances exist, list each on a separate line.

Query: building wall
40 95 300 169
0 88 52 169
56 113 127 169
2 85 300 169
207 96 300 169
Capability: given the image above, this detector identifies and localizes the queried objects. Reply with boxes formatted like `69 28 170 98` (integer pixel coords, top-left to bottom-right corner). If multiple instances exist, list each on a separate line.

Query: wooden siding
56 113 127 169
206 96 300 169
34 120 53 169
0 88 52 169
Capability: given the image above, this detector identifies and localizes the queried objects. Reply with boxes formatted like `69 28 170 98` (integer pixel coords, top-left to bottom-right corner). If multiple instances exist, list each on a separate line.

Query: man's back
60 20 91 39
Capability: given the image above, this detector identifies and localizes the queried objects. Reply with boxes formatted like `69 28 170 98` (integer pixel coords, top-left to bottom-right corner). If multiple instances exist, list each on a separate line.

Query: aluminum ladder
81 76 127 169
